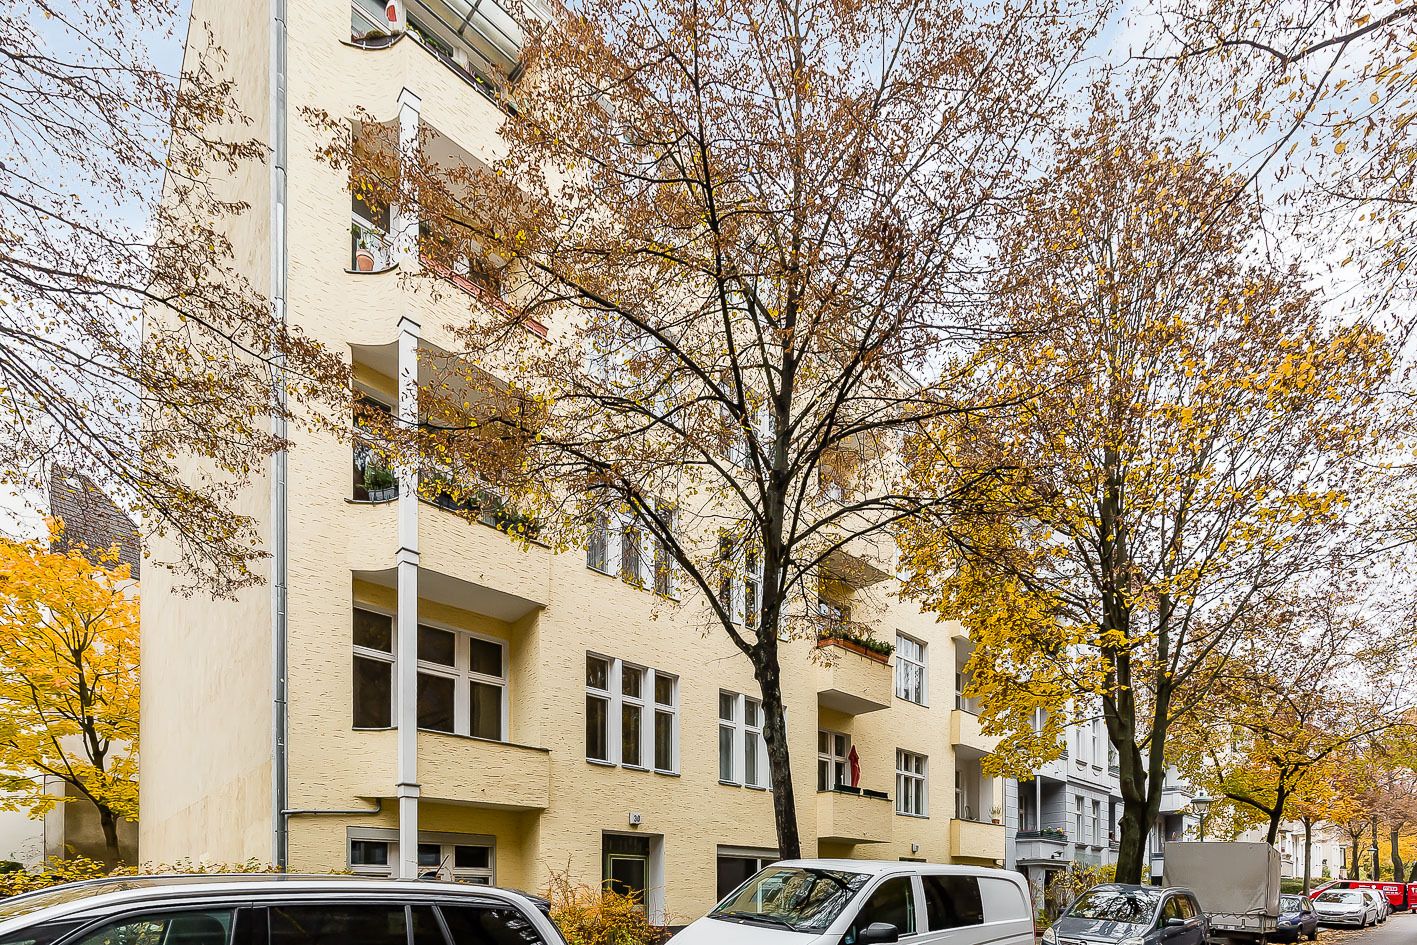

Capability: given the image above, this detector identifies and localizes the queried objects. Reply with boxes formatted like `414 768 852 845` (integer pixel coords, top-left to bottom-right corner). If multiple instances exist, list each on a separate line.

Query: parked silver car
1312 888 1380 928
0 874 566 945
1359 888 1389 924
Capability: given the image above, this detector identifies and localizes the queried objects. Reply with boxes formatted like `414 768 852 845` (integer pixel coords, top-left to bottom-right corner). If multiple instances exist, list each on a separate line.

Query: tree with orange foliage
0 523 139 863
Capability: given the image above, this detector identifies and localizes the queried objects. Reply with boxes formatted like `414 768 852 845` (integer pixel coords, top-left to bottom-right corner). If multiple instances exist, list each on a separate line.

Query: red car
1308 879 1411 911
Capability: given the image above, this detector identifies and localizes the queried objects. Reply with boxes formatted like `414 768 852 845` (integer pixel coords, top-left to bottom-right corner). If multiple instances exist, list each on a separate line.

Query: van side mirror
859 923 901 944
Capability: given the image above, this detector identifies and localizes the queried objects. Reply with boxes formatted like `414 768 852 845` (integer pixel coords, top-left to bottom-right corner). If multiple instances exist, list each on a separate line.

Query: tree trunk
753 651 801 860
1371 819 1380 880
1266 810 1282 846
1115 798 1151 883
1390 827 1404 888
1302 818 1314 895
97 803 121 865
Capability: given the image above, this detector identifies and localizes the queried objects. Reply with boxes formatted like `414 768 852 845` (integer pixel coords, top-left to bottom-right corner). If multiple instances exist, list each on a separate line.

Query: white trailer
1164 841 1282 945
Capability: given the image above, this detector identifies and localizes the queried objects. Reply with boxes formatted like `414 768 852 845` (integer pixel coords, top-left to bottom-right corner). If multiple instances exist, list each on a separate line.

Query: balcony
951 818 1005 862
1158 784 1194 813
1014 828 1069 865
950 709 1000 754
815 637 892 715
420 733 550 809
816 787 892 844
351 216 396 273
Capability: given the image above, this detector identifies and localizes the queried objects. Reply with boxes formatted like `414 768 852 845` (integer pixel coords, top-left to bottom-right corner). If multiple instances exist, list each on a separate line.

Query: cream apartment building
139 0 1006 922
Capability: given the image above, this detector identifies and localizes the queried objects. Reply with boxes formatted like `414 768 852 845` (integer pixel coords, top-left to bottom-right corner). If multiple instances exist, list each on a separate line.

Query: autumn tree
1175 583 1416 845
0 523 138 863
897 91 1405 882
1152 0 1417 308
1 2 345 594
310 0 1104 857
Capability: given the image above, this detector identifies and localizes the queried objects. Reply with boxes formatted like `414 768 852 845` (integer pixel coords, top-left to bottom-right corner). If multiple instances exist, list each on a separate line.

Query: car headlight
1041 927 1057 945
1119 936 1146 945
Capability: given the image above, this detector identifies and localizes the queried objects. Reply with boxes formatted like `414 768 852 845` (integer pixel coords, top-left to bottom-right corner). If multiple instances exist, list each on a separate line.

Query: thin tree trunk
1371 818 1380 880
1266 809 1282 846
97 803 121 865
754 652 801 860
1302 817 1313 896
1390 827 1404 889
1116 798 1150 883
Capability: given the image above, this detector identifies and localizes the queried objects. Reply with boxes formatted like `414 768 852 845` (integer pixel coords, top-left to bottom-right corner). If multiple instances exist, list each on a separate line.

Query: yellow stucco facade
139 0 1005 924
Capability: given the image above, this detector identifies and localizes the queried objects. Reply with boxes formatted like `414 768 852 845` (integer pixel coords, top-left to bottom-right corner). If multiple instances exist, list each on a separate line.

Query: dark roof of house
47 468 141 579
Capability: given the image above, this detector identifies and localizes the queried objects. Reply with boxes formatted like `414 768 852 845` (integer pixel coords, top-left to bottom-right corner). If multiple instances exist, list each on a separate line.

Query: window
853 876 917 937
352 608 506 740
895 634 926 704
1162 898 1186 923
652 506 676 597
716 849 778 900
586 653 677 773
72 912 233 945
1091 800 1102 847
620 523 644 585
922 874 984 930
1075 796 1086 843
896 750 928 817
719 691 768 788
818 731 850 791
270 905 406 945
348 830 495 884
744 546 761 628
1092 717 1102 766
718 534 736 614
353 608 394 728
586 516 611 572
441 906 549 945
604 834 652 905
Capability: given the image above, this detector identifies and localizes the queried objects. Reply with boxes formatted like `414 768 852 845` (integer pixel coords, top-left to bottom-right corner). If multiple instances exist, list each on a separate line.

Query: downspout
269 0 291 870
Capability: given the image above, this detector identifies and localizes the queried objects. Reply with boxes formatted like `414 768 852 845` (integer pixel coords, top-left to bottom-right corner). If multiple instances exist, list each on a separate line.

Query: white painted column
392 88 422 270
393 85 423 882
396 314 421 879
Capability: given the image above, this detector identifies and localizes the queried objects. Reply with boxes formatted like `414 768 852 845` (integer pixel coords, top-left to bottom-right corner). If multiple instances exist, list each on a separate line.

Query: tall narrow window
1091 800 1101 846
743 697 764 788
720 691 768 788
353 608 394 728
586 516 611 573
744 546 761 628
896 750 928 817
718 534 735 614
1075 796 1085 843
586 655 611 763
719 692 738 783
620 524 643 585
818 731 850 791
895 634 926 705
653 510 675 597
653 673 677 772
621 665 644 768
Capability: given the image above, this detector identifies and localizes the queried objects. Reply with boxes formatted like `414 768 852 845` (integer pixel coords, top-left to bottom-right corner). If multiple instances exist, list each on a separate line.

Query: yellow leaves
1335 141 1348 155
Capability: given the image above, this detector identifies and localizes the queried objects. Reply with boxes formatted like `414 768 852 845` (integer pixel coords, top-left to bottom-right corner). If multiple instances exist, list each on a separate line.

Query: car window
70 910 234 945
268 905 405 945
439 905 548 945
1068 887 1161 924
0 923 84 945
852 877 917 939
921 875 983 931
1178 898 1197 919
1161 899 1185 923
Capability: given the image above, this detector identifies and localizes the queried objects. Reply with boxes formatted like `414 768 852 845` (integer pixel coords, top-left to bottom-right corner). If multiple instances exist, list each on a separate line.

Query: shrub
545 871 665 945
0 857 279 898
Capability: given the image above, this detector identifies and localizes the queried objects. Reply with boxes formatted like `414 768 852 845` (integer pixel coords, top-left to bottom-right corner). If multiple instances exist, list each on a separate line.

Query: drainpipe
269 0 291 870
393 87 422 879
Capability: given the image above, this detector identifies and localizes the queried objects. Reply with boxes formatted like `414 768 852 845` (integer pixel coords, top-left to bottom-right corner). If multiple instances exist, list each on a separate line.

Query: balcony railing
1017 827 1069 842
353 446 399 502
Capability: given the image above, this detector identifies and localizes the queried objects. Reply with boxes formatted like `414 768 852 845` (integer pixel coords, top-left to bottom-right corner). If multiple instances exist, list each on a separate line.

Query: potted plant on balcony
362 463 397 502
991 804 1002 825
351 224 381 272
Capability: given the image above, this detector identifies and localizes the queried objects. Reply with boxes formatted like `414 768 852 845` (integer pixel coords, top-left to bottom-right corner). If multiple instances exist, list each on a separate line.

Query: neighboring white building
0 802 44 868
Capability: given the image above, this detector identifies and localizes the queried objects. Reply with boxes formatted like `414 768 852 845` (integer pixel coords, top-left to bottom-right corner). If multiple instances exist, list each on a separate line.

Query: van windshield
1067 887 1162 925
712 867 870 933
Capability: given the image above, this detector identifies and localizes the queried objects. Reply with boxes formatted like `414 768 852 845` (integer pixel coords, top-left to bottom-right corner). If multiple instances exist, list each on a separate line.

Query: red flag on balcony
848 745 861 787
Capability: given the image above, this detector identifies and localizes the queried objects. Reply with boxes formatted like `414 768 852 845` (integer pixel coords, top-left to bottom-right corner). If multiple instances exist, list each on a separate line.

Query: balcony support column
392 88 422 270
395 314 421 878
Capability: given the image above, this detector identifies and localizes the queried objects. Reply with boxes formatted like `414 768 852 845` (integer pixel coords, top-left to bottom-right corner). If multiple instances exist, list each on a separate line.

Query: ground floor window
346 827 494 884
603 833 652 906
716 847 778 900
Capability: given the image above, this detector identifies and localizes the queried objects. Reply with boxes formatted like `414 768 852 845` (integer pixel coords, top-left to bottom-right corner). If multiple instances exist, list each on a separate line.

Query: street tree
309 0 1103 857
0 523 138 863
896 92 1405 882
1 1 345 595
1175 584 1416 845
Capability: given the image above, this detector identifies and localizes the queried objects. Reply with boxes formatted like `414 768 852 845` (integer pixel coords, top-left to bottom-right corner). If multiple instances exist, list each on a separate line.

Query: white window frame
1091 799 1102 847
1075 795 1086 843
895 634 927 705
586 652 678 774
414 620 508 741
353 605 395 728
586 514 612 573
719 690 768 789
818 730 850 791
896 749 928 817
347 827 495 884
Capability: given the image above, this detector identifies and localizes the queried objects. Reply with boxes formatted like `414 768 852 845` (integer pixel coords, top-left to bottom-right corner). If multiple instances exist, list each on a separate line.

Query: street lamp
1191 796 1215 841
1370 846 1380 881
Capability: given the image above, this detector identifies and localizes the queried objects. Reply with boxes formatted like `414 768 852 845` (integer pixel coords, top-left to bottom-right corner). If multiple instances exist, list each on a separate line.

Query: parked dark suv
0 874 566 945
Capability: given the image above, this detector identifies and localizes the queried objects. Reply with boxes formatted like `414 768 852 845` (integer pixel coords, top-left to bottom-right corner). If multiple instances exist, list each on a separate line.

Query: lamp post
1370 846 1380 881
1191 796 1215 841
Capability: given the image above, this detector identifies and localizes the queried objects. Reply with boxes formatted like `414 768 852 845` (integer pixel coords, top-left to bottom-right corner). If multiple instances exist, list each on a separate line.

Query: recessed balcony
950 818 1005 861
950 708 1000 754
816 787 892 844
1014 828 1070 864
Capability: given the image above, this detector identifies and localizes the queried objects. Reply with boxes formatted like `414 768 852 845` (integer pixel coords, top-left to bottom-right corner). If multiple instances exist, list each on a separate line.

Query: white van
671 859 1035 945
